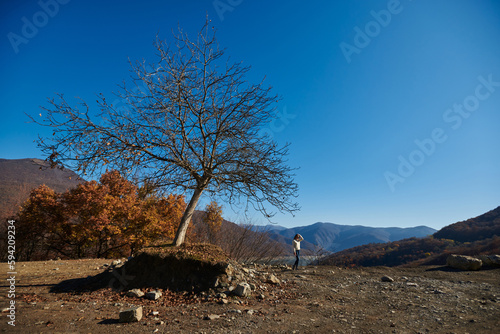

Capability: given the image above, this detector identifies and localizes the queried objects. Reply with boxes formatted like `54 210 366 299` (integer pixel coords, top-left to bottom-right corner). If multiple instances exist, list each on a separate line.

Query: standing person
292 234 304 270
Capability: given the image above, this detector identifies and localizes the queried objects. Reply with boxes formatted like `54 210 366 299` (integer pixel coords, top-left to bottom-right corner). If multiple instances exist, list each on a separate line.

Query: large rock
479 255 500 267
446 254 482 271
233 283 252 297
119 306 143 323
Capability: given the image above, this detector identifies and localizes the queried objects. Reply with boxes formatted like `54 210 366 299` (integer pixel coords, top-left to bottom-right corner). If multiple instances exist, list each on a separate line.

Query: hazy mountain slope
0 158 83 218
265 222 436 252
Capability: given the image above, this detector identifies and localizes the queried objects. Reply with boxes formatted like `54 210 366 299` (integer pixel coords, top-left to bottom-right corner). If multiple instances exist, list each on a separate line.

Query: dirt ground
1 258 499 333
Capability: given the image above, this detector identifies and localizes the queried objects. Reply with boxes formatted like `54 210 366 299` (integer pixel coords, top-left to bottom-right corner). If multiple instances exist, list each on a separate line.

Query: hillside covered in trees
0 158 82 219
320 206 500 267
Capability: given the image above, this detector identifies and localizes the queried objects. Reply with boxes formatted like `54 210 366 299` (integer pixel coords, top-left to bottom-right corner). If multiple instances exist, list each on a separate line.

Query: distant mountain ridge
0 158 83 218
320 206 500 267
263 222 436 253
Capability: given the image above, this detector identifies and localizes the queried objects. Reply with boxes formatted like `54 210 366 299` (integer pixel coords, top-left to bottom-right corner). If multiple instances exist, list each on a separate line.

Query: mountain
263 222 436 253
320 206 500 267
433 206 500 242
0 158 83 218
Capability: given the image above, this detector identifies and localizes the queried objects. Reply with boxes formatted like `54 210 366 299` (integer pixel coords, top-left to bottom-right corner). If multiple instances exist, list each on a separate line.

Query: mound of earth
113 243 234 292
52 244 234 293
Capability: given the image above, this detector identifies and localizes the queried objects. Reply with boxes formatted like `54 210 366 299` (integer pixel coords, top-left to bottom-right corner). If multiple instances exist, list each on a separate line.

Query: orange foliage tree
16 170 185 260
202 201 223 244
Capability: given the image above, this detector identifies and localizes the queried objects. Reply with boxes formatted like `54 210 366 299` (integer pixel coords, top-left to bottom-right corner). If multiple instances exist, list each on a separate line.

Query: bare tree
31 20 299 246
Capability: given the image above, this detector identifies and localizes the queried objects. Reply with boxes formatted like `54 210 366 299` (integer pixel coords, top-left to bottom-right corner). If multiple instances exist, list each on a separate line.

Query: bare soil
1 258 499 333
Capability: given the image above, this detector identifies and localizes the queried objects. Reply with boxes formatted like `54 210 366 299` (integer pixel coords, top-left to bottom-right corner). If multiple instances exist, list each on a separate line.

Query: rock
266 274 281 285
381 276 394 282
111 259 122 266
225 264 235 276
234 283 252 297
479 255 500 267
126 288 145 298
204 314 220 320
145 290 163 300
119 306 143 323
447 255 482 271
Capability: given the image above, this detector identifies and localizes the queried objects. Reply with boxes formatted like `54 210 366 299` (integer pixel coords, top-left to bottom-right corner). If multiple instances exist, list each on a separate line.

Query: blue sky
1 0 499 230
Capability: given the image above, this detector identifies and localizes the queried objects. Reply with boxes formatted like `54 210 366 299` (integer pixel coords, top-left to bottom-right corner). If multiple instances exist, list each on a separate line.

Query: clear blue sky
1 0 499 230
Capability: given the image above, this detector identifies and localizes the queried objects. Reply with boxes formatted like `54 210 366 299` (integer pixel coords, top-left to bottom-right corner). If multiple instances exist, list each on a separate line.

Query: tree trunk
173 187 204 246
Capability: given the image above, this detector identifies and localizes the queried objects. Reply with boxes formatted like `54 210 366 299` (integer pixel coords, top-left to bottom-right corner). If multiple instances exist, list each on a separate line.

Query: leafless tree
217 220 286 264
31 20 299 246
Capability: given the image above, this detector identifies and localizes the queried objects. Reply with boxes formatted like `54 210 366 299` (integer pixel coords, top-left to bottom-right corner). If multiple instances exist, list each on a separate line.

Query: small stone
146 290 162 300
119 306 143 323
204 314 220 320
247 309 255 315
266 274 281 284
126 289 145 298
234 283 252 297
111 259 122 266
381 276 394 282
225 264 235 276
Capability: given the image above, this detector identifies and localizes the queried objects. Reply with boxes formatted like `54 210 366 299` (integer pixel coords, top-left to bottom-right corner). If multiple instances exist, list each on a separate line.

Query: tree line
10 170 186 260
1 169 285 263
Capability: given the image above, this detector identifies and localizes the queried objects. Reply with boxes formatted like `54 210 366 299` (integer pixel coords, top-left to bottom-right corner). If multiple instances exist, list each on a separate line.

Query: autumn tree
202 201 223 244
17 170 186 259
31 19 299 246
17 185 64 260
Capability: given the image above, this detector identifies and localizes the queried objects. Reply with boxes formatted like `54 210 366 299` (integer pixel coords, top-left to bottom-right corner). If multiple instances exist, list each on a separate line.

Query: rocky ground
1 258 499 333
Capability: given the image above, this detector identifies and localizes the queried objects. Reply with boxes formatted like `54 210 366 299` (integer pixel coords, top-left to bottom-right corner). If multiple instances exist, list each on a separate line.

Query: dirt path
1 259 499 333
